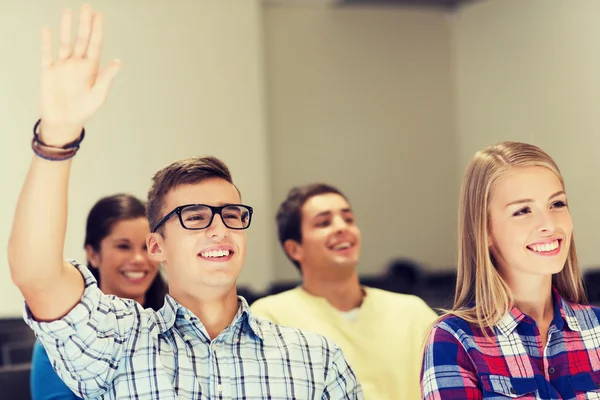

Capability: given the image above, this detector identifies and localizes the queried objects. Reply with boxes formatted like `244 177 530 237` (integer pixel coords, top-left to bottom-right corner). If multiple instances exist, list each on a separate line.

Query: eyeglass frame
151 203 254 233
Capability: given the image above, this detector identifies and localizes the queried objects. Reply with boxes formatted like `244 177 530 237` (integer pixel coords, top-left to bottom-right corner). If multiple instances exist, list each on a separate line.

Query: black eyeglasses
152 204 253 233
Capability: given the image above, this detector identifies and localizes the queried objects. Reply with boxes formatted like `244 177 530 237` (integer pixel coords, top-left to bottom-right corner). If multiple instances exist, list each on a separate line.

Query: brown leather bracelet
31 119 85 161
31 138 78 161
33 119 85 150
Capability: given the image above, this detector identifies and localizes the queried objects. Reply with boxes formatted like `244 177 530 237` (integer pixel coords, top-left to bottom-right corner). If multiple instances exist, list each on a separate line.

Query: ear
284 239 303 263
85 244 101 268
147 233 167 263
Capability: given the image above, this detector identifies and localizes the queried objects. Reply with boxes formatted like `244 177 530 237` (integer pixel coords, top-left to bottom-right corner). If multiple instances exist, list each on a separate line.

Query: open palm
40 5 120 145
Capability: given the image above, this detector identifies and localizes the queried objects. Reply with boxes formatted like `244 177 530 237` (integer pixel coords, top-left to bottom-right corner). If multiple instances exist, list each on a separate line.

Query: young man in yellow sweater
251 183 438 400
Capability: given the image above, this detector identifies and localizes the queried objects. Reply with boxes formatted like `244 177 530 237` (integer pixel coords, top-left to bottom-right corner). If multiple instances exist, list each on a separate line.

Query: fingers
57 9 72 60
41 27 53 69
91 59 122 103
86 12 104 63
72 4 93 58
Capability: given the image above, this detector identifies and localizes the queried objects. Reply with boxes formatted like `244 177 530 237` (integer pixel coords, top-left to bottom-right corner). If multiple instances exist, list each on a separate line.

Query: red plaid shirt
421 288 600 399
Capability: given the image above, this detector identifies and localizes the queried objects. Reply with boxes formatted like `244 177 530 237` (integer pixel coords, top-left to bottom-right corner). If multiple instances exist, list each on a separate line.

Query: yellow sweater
250 286 438 400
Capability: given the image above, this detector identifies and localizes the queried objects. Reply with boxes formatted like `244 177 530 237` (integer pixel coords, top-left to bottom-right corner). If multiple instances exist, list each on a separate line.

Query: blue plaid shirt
421 288 600 399
24 261 363 399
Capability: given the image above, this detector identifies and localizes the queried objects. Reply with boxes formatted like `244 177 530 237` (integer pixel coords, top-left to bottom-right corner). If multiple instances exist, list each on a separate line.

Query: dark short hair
85 194 168 311
146 156 238 235
276 183 347 271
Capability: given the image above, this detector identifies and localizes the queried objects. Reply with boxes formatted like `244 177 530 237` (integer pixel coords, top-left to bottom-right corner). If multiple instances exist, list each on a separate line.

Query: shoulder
365 287 437 313
31 340 51 366
25 261 157 343
421 314 483 372
252 288 303 305
564 300 600 330
250 288 303 313
567 300 600 315
426 313 478 343
254 317 342 356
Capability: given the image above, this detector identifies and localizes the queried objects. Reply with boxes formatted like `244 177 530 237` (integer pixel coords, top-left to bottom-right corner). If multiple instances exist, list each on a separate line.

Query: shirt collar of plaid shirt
496 286 582 337
157 293 265 341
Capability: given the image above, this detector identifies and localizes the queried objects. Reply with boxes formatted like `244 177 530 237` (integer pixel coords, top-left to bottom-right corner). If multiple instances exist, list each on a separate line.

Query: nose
536 210 557 234
206 213 228 238
132 248 148 264
332 215 349 233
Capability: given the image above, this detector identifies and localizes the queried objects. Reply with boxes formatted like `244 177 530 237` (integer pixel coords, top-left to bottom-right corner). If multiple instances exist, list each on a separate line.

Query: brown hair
276 183 347 270
147 156 237 235
85 193 168 310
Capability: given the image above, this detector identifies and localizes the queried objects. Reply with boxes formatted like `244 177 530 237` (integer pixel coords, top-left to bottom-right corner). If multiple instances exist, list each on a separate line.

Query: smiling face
147 178 247 300
285 193 361 274
487 166 572 282
86 217 159 304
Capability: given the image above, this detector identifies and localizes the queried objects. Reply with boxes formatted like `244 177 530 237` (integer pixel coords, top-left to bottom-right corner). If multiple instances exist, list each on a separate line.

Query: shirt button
549 367 555 374
217 384 223 393
183 335 192 342
234 338 239 343
184 313 191 320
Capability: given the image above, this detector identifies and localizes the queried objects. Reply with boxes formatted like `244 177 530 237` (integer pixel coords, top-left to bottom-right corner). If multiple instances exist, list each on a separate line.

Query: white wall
264 5 458 281
7 0 596 316
454 0 600 270
0 0 272 317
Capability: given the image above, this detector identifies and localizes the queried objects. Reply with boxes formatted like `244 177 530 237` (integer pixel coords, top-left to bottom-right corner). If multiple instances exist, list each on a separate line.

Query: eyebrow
212 202 241 207
312 208 353 220
183 202 236 208
504 190 566 208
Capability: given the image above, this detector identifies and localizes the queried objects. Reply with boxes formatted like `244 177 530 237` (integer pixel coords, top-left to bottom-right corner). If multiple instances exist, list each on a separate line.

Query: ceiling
263 0 481 11
339 0 478 9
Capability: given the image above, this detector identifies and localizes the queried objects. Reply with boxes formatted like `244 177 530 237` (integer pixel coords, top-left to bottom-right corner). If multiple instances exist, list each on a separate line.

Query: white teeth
201 249 231 258
123 271 146 279
332 242 351 250
529 240 559 253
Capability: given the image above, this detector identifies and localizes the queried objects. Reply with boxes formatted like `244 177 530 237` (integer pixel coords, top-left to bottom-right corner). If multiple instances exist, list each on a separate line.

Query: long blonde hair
447 141 586 332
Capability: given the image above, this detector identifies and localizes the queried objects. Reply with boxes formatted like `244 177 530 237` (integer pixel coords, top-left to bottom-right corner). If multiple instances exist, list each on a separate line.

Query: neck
301 265 363 311
173 287 240 340
507 273 554 323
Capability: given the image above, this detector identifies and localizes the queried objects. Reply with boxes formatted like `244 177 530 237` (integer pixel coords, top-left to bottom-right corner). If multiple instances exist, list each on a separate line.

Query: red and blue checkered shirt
421 288 600 399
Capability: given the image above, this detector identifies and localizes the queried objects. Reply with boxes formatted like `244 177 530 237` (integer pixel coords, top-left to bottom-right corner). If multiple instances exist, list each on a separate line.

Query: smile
198 246 235 262
526 239 561 255
120 271 149 283
200 249 231 258
329 241 354 251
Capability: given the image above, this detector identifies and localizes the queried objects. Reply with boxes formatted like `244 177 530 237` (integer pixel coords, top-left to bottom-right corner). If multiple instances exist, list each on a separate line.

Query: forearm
8 5 118 320
8 153 72 288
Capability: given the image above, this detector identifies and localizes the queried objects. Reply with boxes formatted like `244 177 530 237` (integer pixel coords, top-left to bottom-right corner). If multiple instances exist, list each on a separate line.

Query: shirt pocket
481 374 538 398
568 371 600 399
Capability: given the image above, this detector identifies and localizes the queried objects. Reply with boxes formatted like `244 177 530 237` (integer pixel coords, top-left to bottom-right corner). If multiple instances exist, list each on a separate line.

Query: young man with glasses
8 5 362 399
251 183 438 400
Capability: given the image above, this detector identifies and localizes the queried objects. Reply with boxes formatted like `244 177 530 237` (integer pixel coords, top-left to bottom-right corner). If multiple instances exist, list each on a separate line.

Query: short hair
276 183 347 271
147 156 236 235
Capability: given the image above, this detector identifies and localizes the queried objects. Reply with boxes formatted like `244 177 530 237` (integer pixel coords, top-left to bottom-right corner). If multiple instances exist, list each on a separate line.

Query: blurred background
3 0 600 397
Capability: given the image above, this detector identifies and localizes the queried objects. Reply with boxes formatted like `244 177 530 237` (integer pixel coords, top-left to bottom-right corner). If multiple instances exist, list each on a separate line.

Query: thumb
90 59 121 105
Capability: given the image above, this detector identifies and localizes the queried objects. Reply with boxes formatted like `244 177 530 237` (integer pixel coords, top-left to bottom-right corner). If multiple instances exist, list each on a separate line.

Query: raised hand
39 4 121 146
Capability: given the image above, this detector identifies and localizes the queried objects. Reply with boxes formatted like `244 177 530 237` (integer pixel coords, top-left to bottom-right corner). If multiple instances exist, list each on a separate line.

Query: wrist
38 121 84 147
31 119 85 161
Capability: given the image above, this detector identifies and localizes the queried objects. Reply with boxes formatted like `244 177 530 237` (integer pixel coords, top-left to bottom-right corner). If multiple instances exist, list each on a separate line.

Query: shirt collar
496 286 581 336
157 294 264 340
